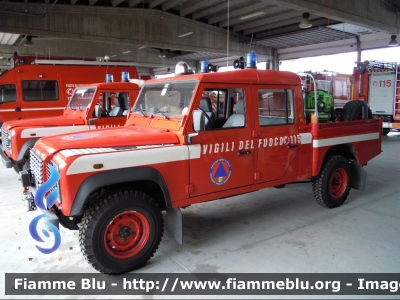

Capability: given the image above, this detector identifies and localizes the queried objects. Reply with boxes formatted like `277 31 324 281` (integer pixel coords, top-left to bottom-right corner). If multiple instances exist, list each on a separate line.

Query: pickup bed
21 68 382 274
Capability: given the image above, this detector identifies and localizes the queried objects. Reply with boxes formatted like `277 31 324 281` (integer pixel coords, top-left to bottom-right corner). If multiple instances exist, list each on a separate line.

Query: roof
148 68 302 86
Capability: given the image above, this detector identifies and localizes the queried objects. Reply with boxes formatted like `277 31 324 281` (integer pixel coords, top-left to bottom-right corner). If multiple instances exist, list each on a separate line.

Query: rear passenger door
254 86 303 183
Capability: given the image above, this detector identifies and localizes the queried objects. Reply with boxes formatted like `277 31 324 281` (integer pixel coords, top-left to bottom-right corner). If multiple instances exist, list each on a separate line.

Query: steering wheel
96 102 108 115
198 108 215 128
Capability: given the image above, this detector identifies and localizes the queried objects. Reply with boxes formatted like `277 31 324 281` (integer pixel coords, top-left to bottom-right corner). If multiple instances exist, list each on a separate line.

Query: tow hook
21 188 36 212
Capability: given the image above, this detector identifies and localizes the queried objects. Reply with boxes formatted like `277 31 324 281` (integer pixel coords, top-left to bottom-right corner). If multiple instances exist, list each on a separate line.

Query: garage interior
1 0 400 75
1 0 400 296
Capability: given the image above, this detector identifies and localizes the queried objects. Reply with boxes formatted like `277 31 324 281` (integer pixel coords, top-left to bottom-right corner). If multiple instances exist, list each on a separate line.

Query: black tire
340 100 372 121
13 158 29 174
13 163 23 173
383 128 390 136
79 190 163 274
313 155 352 208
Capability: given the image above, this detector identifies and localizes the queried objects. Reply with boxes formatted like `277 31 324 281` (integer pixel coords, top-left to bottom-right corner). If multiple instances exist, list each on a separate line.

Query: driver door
188 84 256 197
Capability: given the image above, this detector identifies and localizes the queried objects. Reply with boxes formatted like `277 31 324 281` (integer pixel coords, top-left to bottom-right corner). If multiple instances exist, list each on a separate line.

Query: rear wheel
79 190 163 274
340 100 372 121
313 155 352 208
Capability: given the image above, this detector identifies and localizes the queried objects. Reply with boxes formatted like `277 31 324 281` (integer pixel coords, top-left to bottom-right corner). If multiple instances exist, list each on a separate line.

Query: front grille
1 127 11 152
30 149 44 187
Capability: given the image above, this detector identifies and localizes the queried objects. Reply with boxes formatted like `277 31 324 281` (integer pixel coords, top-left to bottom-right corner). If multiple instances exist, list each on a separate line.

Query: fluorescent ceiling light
122 50 131 54
178 32 193 38
0 32 20 45
138 46 146 49
239 11 265 20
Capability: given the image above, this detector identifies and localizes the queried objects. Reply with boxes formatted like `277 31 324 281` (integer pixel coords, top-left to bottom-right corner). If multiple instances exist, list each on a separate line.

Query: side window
98 92 130 117
22 80 59 101
0 84 16 103
200 88 245 130
258 89 294 126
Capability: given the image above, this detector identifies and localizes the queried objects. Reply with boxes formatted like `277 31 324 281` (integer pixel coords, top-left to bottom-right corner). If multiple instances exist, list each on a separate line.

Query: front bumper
0 148 13 168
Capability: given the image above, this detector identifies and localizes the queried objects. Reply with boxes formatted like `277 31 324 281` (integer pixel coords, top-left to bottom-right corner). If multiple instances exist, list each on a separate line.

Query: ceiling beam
0 2 265 57
180 0 216 17
162 0 188 12
208 2 272 25
192 0 243 20
234 10 298 32
88 0 98 6
244 13 322 35
255 18 335 39
112 0 124 7
219 5 288 28
264 0 400 34
149 0 167 9
128 0 143 8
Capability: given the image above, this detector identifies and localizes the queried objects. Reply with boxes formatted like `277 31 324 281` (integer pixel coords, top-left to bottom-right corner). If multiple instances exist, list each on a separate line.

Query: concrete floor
1 131 400 300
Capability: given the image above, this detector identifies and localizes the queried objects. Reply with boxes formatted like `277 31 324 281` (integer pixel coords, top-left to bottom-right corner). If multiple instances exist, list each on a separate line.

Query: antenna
226 0 230 67
249 34 254 53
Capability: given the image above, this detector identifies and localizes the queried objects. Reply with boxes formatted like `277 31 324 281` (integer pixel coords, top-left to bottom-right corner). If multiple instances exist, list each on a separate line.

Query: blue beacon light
105 74 114 82
200 60 210 73
121 71 130 82
246 51 258 69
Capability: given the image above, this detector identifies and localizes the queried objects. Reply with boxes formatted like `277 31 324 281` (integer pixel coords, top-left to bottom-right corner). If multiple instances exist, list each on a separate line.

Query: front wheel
383 128 390 136
313 155 352 208
79 190 163 274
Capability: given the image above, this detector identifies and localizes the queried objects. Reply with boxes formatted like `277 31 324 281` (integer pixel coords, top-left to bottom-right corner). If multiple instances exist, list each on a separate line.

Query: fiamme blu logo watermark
28 165 62 254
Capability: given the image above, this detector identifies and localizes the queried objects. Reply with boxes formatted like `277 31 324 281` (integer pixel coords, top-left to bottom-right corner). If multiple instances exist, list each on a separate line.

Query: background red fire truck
351 60 400 135
0 55 143 127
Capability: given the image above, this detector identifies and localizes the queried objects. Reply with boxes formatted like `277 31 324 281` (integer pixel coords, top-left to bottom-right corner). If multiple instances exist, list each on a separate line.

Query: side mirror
193 109 205 133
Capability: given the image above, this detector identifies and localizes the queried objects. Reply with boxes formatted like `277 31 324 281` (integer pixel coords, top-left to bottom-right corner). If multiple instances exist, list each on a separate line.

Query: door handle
15 107 21 112
287 144 298 149
237 150 251 156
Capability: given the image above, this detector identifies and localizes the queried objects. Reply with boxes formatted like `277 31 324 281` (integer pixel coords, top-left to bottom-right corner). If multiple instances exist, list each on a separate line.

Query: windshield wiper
133 104 146 117
154 107 169 119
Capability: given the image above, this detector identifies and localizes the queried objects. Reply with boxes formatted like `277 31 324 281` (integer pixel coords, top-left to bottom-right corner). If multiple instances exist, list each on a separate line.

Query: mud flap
166 208 182 245
350 161 366 191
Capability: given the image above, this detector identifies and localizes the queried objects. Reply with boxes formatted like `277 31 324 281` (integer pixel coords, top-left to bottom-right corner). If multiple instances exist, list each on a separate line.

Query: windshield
69 88 96 110
132 79 197 118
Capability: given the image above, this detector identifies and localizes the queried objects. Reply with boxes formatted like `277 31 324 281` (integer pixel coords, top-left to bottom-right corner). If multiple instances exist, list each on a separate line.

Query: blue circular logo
209 158 232 185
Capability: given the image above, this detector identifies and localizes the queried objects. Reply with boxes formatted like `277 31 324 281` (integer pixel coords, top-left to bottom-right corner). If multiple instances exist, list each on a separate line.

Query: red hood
35 126 180 155
3 115 85 130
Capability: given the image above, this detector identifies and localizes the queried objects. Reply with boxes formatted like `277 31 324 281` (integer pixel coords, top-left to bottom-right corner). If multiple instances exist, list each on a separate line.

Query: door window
258 89 294 126
0 84 16 103
201 88 245 129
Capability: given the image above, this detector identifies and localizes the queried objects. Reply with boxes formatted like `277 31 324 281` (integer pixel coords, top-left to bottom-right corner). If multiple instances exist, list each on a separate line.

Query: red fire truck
1 81 141 178
352 60 400 135
21 63 382 274
0 56 141 127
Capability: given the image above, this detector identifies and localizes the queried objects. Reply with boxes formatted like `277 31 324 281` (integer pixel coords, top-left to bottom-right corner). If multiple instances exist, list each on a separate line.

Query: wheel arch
324 144 357 162
70 167 172 216
313 143 357 177
17 138 40 161
318 144 366 191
